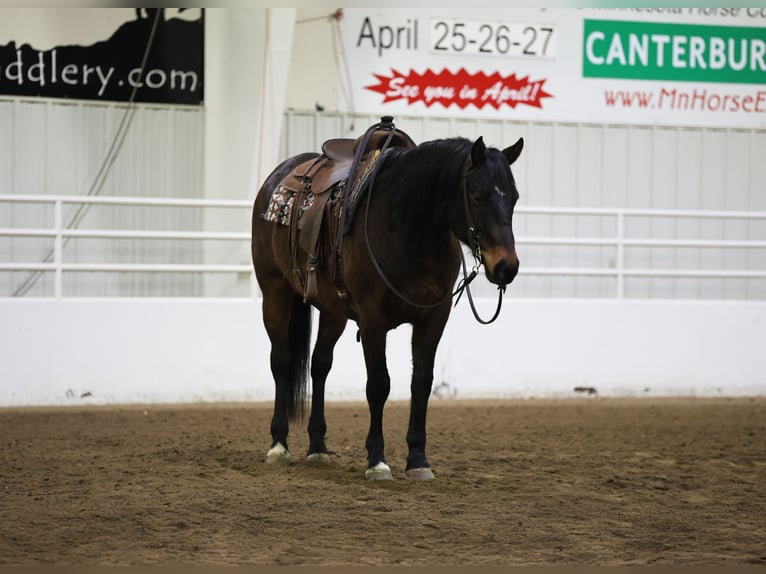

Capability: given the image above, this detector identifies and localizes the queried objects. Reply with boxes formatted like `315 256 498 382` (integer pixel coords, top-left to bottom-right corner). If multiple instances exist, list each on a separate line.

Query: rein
454 255 506 325
361 137 505 324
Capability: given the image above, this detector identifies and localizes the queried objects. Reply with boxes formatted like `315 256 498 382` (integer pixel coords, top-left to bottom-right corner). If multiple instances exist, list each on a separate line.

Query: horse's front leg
360 323 393 480
307 312 347 462
406 309 451 480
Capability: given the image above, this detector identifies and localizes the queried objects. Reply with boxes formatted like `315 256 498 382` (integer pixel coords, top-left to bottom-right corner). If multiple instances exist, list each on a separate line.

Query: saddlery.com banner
0 8 204 105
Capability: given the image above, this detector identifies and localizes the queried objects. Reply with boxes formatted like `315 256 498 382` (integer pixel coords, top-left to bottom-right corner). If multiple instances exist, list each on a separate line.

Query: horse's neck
377 150 467 261
382 141 469 236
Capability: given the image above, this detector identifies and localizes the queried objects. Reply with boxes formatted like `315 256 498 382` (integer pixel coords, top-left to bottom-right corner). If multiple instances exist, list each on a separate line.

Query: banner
0 8 204 105
339 8 766 128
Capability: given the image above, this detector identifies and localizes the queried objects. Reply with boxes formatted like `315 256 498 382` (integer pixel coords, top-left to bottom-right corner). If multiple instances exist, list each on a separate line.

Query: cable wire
330 9 356 132
12 9 163 296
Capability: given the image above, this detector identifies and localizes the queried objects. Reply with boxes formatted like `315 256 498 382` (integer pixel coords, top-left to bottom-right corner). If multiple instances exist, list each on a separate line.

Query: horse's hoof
365 462 394 480
307 452 331 464
406 467 435 480
265 443 290 466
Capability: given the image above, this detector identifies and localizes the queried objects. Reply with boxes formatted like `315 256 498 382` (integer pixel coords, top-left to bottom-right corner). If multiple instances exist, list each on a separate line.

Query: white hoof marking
406 467 435 480
365 462 394 481
306 452 331 464
265 443 290 466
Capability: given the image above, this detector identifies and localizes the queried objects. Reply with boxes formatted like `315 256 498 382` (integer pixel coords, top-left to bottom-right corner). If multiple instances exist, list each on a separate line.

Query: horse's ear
503 137 524 166
470 136 487 167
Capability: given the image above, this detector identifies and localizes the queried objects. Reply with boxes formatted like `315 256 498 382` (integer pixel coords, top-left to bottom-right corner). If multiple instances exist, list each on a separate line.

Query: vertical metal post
283 110 292 159
53 199 63 298
616 211 625 299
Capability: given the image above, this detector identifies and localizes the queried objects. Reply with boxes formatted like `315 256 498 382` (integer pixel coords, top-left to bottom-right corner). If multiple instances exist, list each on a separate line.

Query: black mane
373 137 473 228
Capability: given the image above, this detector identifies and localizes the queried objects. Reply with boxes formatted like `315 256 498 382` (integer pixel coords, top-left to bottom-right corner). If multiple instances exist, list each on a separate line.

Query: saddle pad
341 148 390 235
261 184 316 227
348 149 382 209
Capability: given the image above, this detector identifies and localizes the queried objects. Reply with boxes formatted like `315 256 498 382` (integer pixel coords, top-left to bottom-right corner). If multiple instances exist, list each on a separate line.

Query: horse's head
461 136 524 286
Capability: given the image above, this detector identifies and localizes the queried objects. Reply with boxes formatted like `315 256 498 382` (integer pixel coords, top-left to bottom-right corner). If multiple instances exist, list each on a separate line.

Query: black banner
0 8 204 105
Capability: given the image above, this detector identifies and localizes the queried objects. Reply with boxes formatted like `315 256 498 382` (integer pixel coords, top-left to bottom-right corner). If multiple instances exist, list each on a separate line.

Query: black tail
286 296 312 422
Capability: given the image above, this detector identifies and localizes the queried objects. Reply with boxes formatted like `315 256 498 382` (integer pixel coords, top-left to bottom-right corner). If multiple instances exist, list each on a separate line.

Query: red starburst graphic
365 68 553 110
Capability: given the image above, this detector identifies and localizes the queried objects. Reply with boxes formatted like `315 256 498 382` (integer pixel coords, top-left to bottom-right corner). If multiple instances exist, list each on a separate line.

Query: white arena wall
1 8 765 406
1 298 764 407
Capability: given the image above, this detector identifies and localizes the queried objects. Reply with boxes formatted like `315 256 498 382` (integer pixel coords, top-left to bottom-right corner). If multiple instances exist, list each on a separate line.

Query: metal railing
0 195 251 298
1 194 765 299
515 206 766 299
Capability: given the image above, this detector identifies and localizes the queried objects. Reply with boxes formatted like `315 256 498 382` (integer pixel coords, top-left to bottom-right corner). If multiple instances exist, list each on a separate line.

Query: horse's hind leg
261 283 312 465
264 303 291 465
307 312 347 462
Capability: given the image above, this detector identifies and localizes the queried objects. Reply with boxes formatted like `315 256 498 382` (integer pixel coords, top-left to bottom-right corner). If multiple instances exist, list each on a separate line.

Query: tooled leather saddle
274 116 416 303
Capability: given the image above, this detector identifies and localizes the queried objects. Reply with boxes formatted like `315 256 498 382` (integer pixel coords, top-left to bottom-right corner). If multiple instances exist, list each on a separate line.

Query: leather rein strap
362 135 505 324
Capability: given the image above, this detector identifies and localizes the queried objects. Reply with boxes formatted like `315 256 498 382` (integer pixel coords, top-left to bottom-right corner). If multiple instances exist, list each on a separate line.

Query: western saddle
276 116 416 302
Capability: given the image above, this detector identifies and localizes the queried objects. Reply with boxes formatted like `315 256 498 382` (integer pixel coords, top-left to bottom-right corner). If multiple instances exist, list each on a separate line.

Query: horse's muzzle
489 257 519 286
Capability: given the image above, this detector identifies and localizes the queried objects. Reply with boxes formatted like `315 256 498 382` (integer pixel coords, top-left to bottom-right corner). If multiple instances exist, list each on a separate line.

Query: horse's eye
470 188 488 204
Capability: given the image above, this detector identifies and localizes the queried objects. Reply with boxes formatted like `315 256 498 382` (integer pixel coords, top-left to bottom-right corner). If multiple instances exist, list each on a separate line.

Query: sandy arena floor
1 397 764 565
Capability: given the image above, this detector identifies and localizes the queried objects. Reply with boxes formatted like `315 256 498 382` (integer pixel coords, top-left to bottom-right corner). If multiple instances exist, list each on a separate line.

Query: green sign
583 19 766 84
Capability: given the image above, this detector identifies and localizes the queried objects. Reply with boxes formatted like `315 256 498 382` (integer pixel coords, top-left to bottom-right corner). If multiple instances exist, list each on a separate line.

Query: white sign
339 8 766 128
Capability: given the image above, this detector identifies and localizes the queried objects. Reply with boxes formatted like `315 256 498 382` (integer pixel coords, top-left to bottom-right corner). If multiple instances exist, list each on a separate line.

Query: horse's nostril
494 258 519 284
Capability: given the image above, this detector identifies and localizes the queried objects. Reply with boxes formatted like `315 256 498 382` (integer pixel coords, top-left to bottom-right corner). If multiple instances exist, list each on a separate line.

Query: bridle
455 155 506 324
362 139 506 324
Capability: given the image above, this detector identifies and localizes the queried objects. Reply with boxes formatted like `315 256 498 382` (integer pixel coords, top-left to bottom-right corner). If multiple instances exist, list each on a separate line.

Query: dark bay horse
251 120 523 480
